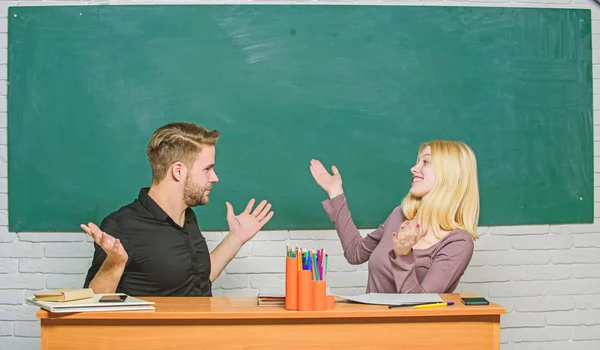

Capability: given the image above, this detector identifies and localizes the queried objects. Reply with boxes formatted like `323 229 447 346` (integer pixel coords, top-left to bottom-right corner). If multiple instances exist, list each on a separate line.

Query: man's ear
170 162 186 182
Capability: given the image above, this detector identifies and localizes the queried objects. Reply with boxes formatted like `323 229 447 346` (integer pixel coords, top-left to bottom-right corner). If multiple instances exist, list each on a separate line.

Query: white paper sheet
339 293 443 306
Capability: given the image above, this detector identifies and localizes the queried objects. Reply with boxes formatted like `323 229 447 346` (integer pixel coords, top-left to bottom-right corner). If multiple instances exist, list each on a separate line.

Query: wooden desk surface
37 293 505 321
37 293 504 349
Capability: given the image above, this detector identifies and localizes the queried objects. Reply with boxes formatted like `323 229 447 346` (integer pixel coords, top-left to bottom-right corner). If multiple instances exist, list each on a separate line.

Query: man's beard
183 175 210 207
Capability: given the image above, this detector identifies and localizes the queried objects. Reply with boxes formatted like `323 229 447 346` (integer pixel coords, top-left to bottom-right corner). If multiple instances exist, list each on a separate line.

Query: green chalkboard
8 5 593 232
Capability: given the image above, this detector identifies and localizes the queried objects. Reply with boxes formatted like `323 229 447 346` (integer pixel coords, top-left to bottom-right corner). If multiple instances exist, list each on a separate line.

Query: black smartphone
461 297 489 305
99 294 127 302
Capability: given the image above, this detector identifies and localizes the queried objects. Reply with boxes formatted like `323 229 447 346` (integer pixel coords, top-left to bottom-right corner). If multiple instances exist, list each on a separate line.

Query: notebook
27 294 155 313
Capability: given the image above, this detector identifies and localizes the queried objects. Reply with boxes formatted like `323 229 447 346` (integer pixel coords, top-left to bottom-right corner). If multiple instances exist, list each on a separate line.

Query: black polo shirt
83 188 212 296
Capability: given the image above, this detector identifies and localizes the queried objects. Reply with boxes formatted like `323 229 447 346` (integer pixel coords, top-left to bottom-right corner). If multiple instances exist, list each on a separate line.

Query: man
82 122 274 296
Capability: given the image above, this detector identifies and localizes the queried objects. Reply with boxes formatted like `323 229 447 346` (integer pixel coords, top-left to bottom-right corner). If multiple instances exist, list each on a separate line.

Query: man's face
183 146 219 207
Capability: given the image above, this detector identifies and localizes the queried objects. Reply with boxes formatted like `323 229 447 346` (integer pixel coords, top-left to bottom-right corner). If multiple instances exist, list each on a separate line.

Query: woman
309 140 479 293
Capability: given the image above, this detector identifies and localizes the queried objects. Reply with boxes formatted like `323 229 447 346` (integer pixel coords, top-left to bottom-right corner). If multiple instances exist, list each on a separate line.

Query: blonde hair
146 122 220 182
400 140 480 240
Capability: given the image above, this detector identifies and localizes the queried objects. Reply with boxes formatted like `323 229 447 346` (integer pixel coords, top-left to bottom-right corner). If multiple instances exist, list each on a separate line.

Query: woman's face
410 146 435 197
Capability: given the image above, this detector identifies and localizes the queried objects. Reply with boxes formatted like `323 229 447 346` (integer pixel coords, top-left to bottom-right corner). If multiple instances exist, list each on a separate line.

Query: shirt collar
138 187 198 226
138 187 169 222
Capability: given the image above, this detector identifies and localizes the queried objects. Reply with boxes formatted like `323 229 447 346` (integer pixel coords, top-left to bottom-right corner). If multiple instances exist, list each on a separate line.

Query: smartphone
461 297 489 305
99 294 127 302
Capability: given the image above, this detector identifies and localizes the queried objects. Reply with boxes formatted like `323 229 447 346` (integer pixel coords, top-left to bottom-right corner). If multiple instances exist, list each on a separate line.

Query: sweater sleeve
322 194 401 265
388 233 474 293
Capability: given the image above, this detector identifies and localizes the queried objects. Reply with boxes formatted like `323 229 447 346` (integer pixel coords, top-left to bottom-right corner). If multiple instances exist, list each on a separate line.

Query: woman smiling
309 140 479 294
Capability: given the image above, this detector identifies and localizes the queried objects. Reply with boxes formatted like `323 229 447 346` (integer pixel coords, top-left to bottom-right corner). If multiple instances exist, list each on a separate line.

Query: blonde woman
309 140 479 293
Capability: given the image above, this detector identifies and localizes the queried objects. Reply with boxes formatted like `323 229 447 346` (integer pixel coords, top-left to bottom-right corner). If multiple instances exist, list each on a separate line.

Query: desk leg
40 320 48 350
492 318 501 350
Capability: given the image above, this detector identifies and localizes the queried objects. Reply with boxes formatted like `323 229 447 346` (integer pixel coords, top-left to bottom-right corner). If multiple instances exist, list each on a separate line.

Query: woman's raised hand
309 159 344 199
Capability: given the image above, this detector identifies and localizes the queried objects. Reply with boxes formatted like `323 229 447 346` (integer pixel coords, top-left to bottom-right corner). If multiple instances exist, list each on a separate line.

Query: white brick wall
1 0 599 349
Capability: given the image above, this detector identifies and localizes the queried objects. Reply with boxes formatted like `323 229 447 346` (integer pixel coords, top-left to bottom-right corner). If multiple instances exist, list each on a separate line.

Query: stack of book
257 288 285 306
26 288 155 313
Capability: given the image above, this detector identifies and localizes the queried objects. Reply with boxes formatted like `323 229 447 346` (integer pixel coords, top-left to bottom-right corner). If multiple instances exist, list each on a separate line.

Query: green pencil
325 254 329 280
313 252 319 281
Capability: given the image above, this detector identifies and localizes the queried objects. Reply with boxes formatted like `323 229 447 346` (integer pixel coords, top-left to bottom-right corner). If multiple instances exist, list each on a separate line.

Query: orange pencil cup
285 257 298 310
326 295 336 310
297 270 313 311
312 280 326 311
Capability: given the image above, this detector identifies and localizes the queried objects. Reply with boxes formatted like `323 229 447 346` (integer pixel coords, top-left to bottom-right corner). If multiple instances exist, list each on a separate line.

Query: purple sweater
322 194 474 294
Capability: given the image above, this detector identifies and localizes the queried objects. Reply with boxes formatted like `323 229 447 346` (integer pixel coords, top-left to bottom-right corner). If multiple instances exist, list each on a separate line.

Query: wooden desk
37 293 504 350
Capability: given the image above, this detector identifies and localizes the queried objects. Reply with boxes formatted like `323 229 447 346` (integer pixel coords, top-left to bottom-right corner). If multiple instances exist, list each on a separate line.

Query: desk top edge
37 294 506 320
